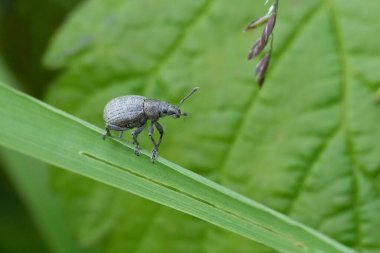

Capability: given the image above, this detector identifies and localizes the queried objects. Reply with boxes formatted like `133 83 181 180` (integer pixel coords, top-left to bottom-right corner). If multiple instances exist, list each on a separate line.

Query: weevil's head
158 87 199 119
159 103 186 119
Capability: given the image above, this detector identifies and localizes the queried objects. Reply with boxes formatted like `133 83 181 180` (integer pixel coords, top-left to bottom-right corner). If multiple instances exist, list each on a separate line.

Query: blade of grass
0 56 90 253
0 82 356 253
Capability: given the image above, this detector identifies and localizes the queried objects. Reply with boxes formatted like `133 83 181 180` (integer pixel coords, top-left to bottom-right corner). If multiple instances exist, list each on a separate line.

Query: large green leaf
44 0 380 252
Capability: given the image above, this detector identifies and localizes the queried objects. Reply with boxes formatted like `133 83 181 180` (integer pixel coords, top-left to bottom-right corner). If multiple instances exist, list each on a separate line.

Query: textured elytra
103 95 146 127
45 0 380 253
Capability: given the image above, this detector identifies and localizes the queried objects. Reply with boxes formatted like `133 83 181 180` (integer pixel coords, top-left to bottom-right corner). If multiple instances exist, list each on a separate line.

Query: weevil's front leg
151 149 158 162
154 121 164 149
119 131 124 139
148 121 158 162
131 123 146 156
148 121 158 148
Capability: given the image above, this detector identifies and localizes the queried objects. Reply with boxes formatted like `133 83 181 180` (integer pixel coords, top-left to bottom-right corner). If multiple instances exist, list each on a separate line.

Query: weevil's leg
151 149 158 162
148 121 158 148
103 123 127 140
154 121 164 149
102 127 111 140
131 123 146 156
148 121 159 162
118 131 124 139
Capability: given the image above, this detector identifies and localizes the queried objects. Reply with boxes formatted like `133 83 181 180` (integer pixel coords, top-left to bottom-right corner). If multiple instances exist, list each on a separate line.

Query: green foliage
42 0 380 252
0 83 355 253
1 0 378 252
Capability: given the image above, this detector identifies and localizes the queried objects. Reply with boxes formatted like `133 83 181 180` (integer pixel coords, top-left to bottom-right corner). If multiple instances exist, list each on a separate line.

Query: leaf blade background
42 0 380 253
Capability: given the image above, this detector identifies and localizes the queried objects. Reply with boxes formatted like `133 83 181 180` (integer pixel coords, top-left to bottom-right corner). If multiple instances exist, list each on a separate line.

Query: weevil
102 87 199 161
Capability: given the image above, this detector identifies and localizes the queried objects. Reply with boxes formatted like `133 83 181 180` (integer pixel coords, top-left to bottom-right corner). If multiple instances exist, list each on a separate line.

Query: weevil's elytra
102 87 199 162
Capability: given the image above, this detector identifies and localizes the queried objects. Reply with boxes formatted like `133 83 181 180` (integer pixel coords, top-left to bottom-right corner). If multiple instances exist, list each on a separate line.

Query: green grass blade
0 57 89 253
0 83 355 253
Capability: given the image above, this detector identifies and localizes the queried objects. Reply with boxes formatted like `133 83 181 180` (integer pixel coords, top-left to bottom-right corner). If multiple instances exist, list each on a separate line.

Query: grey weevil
102 87 199 161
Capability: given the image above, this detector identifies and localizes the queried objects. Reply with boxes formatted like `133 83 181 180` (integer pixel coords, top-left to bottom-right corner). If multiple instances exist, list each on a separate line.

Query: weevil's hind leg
148 121 158 162
118 131 124 139
131 123 146 156
154 121 164 149
103 123 127 140
102 127 111 140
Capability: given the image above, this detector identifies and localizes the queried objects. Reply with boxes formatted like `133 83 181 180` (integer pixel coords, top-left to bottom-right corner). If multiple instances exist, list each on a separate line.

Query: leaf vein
285 126 341 215
143 0 214 96
326 0 363 251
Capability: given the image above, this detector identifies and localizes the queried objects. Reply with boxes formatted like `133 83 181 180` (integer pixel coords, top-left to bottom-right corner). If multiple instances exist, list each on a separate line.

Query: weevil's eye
162 109 167 114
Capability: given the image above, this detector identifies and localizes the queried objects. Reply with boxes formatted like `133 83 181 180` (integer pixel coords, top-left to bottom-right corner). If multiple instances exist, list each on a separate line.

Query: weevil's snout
166 105 185 119
172 111 188 118
171 108 181 119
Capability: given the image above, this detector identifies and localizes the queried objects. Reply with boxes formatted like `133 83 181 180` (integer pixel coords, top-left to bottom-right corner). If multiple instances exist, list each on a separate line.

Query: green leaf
43 0 380 253
0 83 356 253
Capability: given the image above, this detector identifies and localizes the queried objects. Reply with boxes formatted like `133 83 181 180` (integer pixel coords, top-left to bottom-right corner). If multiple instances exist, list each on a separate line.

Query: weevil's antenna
178 87 199 107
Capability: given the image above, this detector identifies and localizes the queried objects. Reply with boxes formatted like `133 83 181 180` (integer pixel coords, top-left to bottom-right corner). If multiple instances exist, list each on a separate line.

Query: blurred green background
1 1 82 252
1 0 380 253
